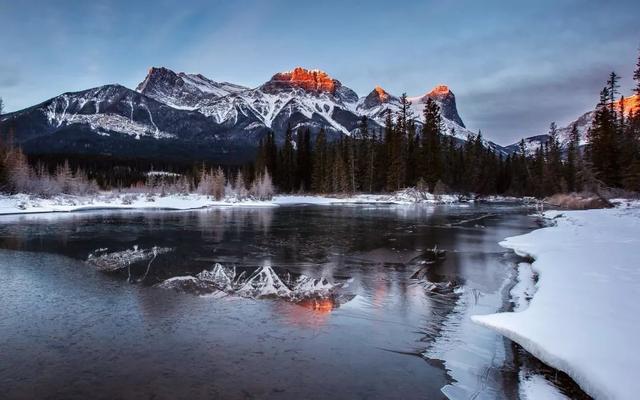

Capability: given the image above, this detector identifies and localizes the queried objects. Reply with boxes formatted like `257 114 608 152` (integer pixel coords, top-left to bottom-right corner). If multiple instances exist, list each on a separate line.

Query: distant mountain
0 66 507 162
356 84 472 140
505 95 638 155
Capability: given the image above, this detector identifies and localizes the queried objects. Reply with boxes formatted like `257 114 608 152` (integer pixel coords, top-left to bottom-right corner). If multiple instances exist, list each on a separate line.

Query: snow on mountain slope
357 84 472 139
44 85 175 140
505 94 638 154
136 67 248 110
2 65 510 160
198 67 361 136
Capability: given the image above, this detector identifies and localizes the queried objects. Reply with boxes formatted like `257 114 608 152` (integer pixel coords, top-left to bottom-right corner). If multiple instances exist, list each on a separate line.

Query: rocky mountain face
0 66 504 162
136 67 247 110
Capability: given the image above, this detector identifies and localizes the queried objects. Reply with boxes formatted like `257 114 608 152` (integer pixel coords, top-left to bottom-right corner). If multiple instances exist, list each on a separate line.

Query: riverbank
472 199 640 400
0 189 509 215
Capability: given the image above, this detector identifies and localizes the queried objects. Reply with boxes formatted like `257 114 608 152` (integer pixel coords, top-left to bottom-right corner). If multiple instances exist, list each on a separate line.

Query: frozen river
0 203 582 399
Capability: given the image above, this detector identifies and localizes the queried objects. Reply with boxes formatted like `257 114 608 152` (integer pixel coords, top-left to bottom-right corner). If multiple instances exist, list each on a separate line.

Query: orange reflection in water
273 297 339 328
296 297 336 314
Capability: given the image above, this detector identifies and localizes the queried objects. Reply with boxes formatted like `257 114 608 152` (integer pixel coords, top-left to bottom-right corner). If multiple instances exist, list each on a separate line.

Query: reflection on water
0 203 547 399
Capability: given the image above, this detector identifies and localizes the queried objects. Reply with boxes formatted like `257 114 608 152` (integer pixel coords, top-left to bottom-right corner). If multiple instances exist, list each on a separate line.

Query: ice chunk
237 266 293 298
156 263 342 302
87 245 173 271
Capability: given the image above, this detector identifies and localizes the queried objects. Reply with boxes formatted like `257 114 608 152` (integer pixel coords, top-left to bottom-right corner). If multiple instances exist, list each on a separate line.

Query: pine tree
278 125 296 192
312 128 328 193
546 122 563 193
295 129 312 191
588 85 620 187
634 49 640 97
384 110 404 191
607 72 620 115
421 98 443 191
565 123 580 192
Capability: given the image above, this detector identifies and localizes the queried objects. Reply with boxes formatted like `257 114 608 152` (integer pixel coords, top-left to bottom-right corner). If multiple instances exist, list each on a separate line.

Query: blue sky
0 0 638 144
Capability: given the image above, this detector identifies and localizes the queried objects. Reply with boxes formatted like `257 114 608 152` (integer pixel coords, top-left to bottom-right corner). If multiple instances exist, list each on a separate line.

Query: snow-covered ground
0 193 276 215
0 189 474 215
472 200 640 400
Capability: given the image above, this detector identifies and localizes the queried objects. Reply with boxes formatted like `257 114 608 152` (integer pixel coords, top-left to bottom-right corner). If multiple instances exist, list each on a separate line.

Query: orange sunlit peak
617 94 640 115
429 84 451 95
374 85 389 101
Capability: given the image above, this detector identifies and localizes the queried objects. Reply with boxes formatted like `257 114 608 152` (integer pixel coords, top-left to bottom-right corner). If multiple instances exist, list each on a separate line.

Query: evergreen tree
588 86 620 187
546 122 563 193
278 125 296 192
295 129 312 191
565 123 581 192
312 128 328 193
421 98 443 190
634 50 640 97
385 110 405 191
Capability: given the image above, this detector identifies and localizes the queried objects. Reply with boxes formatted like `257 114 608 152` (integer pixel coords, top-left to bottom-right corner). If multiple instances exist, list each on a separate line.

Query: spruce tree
634 50 640 97
278 125 296 192
312 129 327 193
588 85 620 187
566 123 580 192
546 122 563 193
421 98 443 191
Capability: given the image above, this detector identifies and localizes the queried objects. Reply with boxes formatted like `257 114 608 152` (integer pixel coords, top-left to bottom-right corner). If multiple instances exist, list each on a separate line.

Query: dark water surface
0 203 544 399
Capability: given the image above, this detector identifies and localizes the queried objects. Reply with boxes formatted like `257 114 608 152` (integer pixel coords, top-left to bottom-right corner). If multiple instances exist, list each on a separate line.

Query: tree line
252 52 640 197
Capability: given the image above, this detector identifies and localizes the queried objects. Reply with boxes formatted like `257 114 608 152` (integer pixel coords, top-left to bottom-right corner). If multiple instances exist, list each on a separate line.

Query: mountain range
3 65 632 163
0 66 496 163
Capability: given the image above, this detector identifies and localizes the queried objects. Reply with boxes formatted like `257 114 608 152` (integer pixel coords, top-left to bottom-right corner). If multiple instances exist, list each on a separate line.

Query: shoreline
472 200 640 400
0 192 529 217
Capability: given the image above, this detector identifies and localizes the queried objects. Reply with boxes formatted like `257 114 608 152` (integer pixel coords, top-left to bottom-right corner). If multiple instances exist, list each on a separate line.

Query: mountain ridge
1 66 505 162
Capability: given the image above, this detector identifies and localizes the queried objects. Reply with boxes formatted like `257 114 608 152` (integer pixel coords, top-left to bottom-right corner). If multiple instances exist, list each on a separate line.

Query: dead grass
544 192 613 210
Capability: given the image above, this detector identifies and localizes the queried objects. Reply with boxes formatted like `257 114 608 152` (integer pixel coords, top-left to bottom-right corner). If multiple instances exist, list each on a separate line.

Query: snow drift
472 200 640 400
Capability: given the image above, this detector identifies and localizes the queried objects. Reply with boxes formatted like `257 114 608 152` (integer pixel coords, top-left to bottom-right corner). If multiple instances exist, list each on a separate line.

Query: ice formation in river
86 245 173 271
157 263 341 301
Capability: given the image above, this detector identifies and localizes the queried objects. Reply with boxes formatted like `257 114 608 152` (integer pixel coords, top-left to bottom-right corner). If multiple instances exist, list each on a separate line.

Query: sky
0 0 638 145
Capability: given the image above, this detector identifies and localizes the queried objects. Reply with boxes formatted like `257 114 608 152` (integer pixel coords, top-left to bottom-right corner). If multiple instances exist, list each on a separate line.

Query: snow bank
472 201 640 400
0 193 276 215
0 189 474 216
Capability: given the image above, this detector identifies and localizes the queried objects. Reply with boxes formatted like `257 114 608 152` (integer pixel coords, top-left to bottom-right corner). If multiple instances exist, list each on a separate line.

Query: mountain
0 84 260 162
356 84 472 140
505 94 639 155
136 67 247 110
0 66 504 162
197 67 362 141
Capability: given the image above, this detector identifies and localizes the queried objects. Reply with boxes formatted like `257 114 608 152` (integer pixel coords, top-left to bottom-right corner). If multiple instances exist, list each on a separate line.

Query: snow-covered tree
197 168 214 196
55 160 74 194
251 168 274 200
212 167 226 200
5 148 31 193
234 171 248 200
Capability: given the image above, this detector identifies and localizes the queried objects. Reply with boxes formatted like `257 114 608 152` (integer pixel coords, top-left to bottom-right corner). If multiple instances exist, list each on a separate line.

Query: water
0 203 552 399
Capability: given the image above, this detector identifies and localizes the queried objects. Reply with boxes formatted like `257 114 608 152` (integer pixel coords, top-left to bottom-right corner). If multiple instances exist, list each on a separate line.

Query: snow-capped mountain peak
2 66 510 161
136 66 248 110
